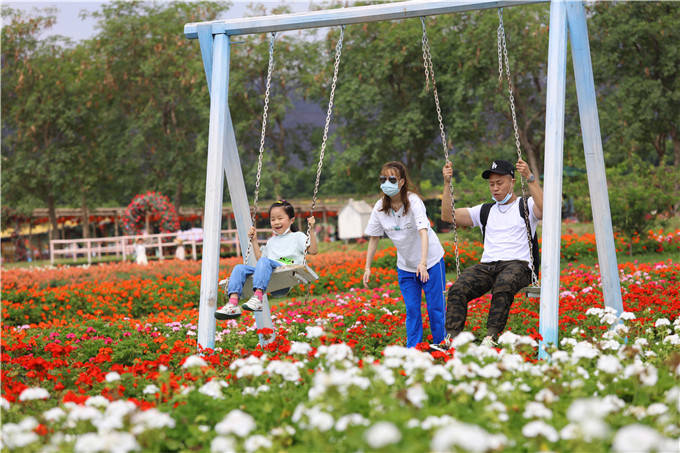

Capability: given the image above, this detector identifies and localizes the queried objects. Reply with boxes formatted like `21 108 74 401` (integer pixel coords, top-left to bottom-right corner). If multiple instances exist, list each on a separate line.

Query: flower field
1 233 679 452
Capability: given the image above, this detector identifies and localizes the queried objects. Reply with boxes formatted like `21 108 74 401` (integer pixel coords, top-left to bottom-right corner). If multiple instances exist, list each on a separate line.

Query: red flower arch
123 191 179 235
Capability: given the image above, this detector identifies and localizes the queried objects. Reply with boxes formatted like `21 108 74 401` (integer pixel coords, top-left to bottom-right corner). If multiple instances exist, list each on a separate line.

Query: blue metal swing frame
184 0 624 359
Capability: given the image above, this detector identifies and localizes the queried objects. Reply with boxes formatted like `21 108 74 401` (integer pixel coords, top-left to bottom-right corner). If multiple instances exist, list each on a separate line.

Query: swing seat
523 285 541 298
218 264 319 300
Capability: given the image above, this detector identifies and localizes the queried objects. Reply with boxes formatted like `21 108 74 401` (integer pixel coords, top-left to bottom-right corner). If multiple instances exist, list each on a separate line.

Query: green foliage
2 2 679 222
607 160 676 242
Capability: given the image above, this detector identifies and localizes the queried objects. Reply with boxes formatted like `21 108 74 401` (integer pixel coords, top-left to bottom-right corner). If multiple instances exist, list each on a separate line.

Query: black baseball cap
482 159 515 179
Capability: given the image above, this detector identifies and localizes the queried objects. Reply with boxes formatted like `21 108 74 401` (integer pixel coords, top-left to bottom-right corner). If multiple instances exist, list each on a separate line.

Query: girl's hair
380 161 418 215
268 200 298 232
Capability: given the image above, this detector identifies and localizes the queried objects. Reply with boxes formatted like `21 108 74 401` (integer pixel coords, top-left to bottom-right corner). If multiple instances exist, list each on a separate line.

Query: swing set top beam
184 0 546 39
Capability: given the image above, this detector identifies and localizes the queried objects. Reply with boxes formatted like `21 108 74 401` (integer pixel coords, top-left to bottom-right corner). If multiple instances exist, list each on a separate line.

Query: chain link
244 32 276 265
421 18 460 277
497 9 538 286
303 26 346 263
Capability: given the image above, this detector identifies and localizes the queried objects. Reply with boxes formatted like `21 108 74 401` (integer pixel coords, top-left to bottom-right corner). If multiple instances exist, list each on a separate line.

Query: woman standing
363 161 446 348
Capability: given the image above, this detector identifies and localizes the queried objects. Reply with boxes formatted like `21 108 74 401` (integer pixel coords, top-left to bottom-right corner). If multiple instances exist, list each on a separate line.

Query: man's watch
527 174 536 183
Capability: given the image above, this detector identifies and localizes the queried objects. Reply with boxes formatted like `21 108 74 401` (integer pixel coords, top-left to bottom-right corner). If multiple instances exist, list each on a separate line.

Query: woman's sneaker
430 334 454 352
242 296 264 312
215 304 242 320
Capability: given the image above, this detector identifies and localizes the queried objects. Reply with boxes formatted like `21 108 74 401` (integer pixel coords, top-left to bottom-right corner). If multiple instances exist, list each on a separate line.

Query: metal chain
244 32 276 265
303 26 346 264
497 9 538 286
421 17 460 277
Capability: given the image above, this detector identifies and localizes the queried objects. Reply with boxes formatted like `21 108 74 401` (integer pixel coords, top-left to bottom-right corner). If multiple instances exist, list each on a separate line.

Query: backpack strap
480 202 494 241
518 196 540 278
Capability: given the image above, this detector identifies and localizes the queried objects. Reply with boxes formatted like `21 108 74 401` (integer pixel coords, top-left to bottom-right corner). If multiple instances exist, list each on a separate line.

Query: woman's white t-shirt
468 196 539 268
365 193 445 272
260 231 308 265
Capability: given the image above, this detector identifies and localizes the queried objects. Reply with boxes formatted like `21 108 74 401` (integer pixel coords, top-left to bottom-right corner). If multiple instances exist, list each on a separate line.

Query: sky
4 0 318 41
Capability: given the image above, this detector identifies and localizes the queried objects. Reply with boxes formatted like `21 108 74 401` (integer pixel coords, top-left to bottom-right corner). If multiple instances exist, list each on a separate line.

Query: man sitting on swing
436 158 543 349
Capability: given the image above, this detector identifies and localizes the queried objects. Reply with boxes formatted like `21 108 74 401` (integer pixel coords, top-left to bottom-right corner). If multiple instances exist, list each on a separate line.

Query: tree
1 7 73 239
83 1 231 212
589 2 680 167
226 4 323 201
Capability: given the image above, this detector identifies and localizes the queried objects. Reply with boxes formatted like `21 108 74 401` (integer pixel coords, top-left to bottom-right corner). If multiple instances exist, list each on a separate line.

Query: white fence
49 230 265 265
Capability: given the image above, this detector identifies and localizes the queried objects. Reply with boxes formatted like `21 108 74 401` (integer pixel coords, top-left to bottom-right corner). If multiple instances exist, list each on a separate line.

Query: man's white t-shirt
468 197 539 268
365 193 445 273
261 231 308 265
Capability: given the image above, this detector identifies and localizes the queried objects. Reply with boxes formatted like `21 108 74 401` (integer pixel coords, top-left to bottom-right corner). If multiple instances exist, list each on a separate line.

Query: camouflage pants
445 260 531 338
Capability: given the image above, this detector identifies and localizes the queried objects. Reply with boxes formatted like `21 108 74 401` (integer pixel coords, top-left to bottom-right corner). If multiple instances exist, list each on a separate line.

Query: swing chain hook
303 25 346 264
244 31 277 265
497 9 538 285
421 17 461 277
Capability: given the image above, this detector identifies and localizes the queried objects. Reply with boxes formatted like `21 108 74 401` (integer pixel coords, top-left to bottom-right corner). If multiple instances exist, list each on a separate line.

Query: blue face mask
380 181 400 197
493 191 512 205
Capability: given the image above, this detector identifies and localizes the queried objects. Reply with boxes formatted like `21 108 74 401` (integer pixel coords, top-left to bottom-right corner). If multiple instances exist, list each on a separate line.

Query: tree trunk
174 181 183 218
671 127 680 213
47 193 59 241
80 194 90 239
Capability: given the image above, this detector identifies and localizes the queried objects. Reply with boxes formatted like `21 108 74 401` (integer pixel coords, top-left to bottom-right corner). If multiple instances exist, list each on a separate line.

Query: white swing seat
218 264 319 300
522 285 541 298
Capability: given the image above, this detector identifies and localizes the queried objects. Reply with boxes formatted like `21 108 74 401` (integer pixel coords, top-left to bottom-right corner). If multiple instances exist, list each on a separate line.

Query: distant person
174 238 186 260
215 200 318 320
135 238 148 265
362 161 447 348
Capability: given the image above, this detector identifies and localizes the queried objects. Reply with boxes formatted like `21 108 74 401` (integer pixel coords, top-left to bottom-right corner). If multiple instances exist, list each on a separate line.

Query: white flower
1 397 10 410
646 403 668 416
572 341 599 361
335 413 369 432
289 341 311 355
317 343 353 363
104 372 121 382
601 313 618 325
266 361 301 382
364 422 401 449
210 436 236 453
665 387 680 412
597 355 622 374
619 311 635 321
497 331 520 346
244 434 272 453
199 380 226 399
452 331 476 348
305 325 324 338
612 424 676 453
478 364 502 379
131 409 176 434
424 365 452 383
0 425 39 449
182 355 208 368
215 410 255 437
585 307 604 317
19 387 49 401
143 384 160 395
43 407 66 421
431 421 507 452
85 396 110 408
535 389 558 404
74 432 139 453
655 318 671 328
306 406 334 432
523 402 552 419
522 420 558 442
406 384 428 408
663 334 680 345
67 406 103 427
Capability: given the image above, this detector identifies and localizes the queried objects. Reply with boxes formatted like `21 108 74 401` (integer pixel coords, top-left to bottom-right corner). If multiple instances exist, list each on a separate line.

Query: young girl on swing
215 200 318 320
